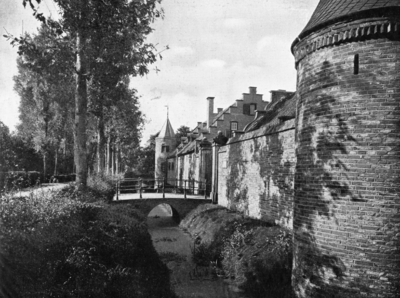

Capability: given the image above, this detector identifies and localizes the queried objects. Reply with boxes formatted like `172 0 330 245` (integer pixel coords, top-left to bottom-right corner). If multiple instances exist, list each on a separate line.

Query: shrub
57 173 116 204
1 171 42 193
180 203 293 298
87 173 116 202
192 242 215 266
0 188 176 297
221 223 293 298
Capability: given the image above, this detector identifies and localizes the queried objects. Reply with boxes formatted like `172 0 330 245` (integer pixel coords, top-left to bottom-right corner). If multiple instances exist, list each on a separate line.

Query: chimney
207 97 214 128
270 89 292 103
249 86 257 94
217 108 223 113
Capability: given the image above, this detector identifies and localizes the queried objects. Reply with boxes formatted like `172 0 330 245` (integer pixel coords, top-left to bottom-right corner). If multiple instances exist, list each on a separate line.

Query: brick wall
293 19 400 297
217 119 296 229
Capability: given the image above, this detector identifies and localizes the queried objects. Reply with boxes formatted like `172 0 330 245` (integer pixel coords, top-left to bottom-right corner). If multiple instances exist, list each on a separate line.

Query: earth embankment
180 204 295 298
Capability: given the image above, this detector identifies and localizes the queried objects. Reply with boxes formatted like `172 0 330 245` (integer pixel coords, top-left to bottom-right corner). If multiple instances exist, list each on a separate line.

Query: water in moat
147 204 243 298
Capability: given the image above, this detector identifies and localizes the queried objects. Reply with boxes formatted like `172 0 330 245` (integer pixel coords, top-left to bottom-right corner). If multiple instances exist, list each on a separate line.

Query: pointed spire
158 118 175 139
165 105 169 120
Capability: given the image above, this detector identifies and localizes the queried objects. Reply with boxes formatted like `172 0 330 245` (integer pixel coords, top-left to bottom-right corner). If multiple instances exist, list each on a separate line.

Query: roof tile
301 0 400 37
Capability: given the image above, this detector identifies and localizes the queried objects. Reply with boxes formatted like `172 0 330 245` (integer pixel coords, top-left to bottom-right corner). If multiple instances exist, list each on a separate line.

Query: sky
0 0 320 145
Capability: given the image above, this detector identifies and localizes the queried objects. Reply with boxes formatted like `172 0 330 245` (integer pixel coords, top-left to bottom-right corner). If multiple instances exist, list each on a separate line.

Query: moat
147 205 242 298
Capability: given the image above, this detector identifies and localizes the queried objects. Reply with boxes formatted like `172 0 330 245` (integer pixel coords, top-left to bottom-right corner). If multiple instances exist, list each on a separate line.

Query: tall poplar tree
9 0 164 187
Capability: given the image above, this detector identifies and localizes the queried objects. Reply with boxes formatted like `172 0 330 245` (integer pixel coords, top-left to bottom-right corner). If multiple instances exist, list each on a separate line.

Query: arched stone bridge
111 198 212 222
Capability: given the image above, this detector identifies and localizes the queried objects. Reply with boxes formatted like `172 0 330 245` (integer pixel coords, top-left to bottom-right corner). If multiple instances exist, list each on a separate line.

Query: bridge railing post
184 180 187 199
139 179 142 199
204 179 207 199
174 179 176 193
163 178 165 199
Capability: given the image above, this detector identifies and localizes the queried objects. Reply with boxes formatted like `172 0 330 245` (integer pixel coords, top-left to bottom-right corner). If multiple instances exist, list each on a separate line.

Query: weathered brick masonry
218 121 296 229
217 98 296 229
291 3 400 297
216 1 400 297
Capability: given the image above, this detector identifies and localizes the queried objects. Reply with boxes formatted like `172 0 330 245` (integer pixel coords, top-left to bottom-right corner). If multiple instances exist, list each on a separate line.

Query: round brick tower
292 1 400 297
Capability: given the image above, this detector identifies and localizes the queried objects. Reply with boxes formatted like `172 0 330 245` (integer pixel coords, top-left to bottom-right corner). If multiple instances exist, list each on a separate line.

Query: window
243 104 250 115
230 121 238 131
162 145 170 153
250 104 257 115
354 54 359 75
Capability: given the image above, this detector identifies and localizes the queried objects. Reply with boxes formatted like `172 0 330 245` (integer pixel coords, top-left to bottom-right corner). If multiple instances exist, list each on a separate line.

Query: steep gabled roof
243 93 296 132
177 140 196 156
158 118 175 139
294 0 400 49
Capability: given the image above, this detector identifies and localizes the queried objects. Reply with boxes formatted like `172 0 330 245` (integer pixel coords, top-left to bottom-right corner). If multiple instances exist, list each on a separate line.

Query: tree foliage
0 121 42 173
175 125 191 145
13 24 75 177
7 0 164 186
0 122 14 173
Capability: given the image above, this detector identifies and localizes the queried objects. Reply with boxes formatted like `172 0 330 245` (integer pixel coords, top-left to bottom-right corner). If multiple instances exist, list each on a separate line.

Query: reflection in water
147 215 243 298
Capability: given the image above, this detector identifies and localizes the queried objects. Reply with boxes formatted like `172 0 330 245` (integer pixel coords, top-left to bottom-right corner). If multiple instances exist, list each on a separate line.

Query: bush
180 203 293 298
1 171 42 192
0 188 176 297
222 223 293 298
57 173 116 204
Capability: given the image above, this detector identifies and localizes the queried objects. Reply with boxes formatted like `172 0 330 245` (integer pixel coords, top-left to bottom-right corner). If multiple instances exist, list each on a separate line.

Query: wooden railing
115 178 210 200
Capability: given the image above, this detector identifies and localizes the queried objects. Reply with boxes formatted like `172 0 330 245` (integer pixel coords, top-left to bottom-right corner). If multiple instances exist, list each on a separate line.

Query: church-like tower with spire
154 112 176 181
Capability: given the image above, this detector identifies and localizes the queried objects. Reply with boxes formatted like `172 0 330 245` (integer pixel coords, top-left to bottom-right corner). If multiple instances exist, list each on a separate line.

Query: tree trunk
43 153 47 182
96 110 105 173
111 144 115 175
106 136 110 175
74 28 88 188
54 148 58 176
115 143 119 175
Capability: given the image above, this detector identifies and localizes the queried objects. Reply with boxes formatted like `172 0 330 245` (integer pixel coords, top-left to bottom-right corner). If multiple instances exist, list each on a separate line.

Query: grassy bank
0 175 176 298
180 204 294 298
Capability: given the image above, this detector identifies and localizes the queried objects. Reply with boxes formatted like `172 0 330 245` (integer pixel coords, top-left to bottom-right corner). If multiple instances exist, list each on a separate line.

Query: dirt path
147 216 243 298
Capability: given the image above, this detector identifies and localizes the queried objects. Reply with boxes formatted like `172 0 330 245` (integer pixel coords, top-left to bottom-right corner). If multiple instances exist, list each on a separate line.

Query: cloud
223 18 247 29
169 46 195 56
256 35 289 53
199 59 226 68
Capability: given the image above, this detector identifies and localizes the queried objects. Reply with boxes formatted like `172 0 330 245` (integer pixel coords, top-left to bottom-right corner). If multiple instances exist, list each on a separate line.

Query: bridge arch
112 198 212 223
148 203 181 222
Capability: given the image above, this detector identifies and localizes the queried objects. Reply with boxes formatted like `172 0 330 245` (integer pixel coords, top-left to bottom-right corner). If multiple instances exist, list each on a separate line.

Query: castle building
166 86 269 194
216 91 296 226
154 116 176 181
291 0 400 297
154 2 400 296
214 1 400 297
